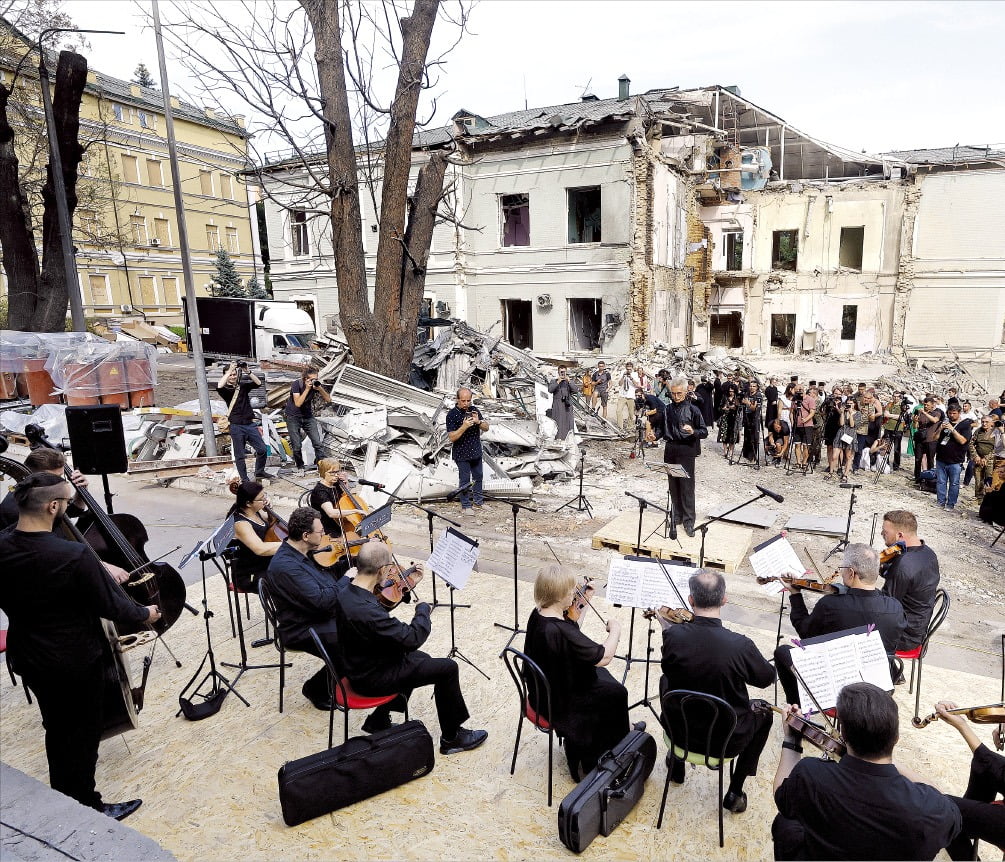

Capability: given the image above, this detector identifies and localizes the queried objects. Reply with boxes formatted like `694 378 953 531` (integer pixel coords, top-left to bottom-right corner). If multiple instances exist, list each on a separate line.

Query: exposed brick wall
891 181 923 353
628 147 654 349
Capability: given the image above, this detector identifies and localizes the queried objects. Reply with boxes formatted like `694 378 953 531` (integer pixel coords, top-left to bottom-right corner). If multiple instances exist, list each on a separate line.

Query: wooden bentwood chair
657 689 738 849
895 588 950 722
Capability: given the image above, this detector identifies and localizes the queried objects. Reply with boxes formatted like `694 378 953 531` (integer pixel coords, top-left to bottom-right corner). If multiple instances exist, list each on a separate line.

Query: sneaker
722 790 748 814
945 505 956 512
440 727 488 754
254 472 271 480
101 799 143 821
473 502 484 510
932 501 945 509
684 524 695 538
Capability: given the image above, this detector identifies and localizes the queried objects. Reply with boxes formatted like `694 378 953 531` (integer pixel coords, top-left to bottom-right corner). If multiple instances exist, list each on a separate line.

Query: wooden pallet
591 510 753 573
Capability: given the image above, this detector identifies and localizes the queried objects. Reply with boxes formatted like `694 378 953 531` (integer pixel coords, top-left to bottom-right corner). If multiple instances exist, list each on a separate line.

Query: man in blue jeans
217 362 269 482
934 402 973 512
445 387 489 514
284 368 332 474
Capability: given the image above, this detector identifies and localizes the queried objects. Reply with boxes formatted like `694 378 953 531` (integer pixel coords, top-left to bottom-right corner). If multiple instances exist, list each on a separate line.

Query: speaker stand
101 473 115 514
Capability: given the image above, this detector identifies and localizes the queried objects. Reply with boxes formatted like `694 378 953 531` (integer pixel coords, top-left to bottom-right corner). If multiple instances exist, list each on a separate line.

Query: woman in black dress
717 390 741 461
308 457 367 577
740 380 764 462
523 565 628 780
226 479 281 591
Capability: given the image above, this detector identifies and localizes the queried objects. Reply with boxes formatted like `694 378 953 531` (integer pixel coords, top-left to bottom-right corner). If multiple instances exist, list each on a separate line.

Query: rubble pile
876 355 991 401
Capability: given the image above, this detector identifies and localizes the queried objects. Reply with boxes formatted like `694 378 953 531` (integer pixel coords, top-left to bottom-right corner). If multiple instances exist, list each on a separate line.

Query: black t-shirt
309 482 348 538
935 418 973 465
217 378 260 425
228 513 272 591
882 542 940 649
767 420 790 439
285 378 313 419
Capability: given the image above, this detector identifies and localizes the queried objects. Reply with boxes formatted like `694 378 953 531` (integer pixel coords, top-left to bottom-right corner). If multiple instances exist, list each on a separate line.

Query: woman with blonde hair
523 564 628 780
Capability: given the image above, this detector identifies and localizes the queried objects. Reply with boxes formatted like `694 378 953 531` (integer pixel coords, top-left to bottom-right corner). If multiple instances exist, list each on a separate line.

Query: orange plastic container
22 358 61 406
97 360 130 408
125 358 155 408
63 361 101 406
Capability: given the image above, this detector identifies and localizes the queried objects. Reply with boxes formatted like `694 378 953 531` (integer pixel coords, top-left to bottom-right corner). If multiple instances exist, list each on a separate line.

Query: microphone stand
485 491 537 650
555 442 593 518
691 486 780 568
825 483 860 561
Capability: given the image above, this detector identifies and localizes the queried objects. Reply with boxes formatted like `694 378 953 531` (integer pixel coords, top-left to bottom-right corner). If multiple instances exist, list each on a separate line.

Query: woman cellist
523 564 629 781
226 479 281 592
308 458 365 541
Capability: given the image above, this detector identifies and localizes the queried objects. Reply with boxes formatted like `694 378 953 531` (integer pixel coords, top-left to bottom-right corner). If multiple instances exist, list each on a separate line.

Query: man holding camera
285 368 332 474
881 392 910 472
445 387 489 514
632 386 664 455
217 361 269 482
970 413 1004 502
789 385 816 471
934 402 974 511
547 367 579 441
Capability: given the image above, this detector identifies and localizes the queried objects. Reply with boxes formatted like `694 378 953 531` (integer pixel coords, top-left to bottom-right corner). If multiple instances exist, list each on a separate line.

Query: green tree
245 275 268 299
132 63 155 87
210 248 244 297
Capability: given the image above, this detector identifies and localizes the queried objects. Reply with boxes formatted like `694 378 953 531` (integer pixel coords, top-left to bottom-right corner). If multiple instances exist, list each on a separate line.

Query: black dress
229 513 272 591
523 609 629 778
309 481 349 539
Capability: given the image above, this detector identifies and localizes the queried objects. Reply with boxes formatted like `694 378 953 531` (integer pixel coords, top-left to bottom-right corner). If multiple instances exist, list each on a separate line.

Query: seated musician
879 510 940 654
773 543 906 707
308 458 366 576
334 540 488 753
226 479 281 592
265 507 351 712
523 564 628 781
772 683 960 860
934 700 1005 860
659 569 775 814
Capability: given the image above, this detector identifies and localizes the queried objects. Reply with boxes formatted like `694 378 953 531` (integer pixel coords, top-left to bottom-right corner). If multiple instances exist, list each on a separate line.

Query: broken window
724 230 743 271
710 312 743 348
841 304 858 340
501 299 533 350
771 229 798 271
567 186 602 244
120 155 138 184
290 209 309 257
839 226 864 271
770 313 797 351
501 193 530 247
568 298 602 350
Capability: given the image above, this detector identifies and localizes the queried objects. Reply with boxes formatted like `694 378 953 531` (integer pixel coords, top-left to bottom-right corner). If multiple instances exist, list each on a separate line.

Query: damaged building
257 81 1004 373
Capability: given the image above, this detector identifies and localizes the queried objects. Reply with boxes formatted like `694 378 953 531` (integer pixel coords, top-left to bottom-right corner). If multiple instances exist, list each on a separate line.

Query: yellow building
0 26 258 324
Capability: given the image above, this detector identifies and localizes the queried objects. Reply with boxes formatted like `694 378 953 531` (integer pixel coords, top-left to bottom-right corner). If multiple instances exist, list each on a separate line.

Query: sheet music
425 527 479 590
791 626 894 711
749 534 805 583
605 556 696 610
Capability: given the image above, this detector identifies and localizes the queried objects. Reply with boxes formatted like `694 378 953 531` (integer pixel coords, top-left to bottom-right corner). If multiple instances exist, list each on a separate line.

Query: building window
139 276 158 305
219 173 234 200
839 226 864 271
88 274 110 305
771 229 798 271
290 209 309 257
199 170 214 196
112 103 127 122
724 230 743 271
205 225 221 250
567 186 602 244
770 313 797 350
153 217 171 246
130 215 148 245
501 193 529 247
146 159 164 187
161 277 181 305
77 209 99 237
121 154 139 184
501 299 533 350
841 304 858 340
226 226 239 254
137 110 156 130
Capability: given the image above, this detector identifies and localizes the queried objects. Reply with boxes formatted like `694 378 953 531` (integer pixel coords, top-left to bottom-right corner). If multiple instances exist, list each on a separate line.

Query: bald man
445 387 489 514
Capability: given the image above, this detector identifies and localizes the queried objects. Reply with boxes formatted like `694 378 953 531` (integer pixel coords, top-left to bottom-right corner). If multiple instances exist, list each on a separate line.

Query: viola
756 575 839 595
374 562 423 610
752 702 847 760
912 702 1005 730
642 606 693 625
263 504 289 544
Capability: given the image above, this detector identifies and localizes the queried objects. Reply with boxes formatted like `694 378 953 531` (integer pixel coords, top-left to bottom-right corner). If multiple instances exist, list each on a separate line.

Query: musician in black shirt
659 569 775 814
774 543 906 706
879 510 940 652
0 474 159 821
772 682 960 860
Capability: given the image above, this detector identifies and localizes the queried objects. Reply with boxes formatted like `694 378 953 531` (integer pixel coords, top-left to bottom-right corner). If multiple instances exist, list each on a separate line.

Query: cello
23 424 188 636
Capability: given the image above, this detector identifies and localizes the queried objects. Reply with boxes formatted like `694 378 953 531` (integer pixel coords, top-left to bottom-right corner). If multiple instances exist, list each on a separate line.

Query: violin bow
789 662 840 736
651 555 690 616
545 540 605 626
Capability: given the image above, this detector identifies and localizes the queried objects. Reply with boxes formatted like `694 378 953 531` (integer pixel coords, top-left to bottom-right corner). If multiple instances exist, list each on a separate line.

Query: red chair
502 647 562 807
308 627 405 749
0 628 32 704
895 588 950 722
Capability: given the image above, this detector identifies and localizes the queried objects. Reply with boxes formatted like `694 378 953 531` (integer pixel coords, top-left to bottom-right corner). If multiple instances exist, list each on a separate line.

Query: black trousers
774 645 801 706
772 814 808 860
947 743 1005 860
20 659 106 810
663 445 697 530
915 438 937 480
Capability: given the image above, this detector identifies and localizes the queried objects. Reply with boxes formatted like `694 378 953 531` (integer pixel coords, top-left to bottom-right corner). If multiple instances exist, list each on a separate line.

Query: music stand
556 442 593 518
644 462 690 542
486 492 537 650
825 483 860 560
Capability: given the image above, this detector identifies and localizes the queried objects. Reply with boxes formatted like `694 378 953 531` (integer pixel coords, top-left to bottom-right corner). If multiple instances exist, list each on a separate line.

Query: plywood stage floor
0 569 997 861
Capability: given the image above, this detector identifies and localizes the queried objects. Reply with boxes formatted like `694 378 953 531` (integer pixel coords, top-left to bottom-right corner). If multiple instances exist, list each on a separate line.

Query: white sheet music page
425 527 479 590
605 556 696 609
791 626 893 711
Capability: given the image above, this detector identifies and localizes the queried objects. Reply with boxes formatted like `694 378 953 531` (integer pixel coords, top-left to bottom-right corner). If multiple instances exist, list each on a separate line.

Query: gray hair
670 376 688 390
842 543 879 584
688 569 726 609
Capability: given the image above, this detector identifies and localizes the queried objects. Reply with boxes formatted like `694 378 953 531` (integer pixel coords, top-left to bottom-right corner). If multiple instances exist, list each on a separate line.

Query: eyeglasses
54 497 75 503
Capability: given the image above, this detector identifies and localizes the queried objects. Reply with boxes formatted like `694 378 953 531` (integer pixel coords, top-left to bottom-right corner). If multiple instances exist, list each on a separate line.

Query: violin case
277 719 434 826
557 726 657 853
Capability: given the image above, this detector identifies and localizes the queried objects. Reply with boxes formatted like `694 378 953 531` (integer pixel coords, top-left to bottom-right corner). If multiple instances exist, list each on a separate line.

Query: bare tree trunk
0 81 43 330
36 51 87 331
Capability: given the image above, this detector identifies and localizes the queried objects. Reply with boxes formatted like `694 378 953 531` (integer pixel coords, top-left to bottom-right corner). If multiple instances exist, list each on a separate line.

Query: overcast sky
65 0 1005 155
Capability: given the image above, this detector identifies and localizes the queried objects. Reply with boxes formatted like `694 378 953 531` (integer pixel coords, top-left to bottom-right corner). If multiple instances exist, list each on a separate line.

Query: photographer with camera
284 368 332 475
445 388 489 516
880 391 911 472
969 414 1005 503
631 386 664 457
934 402 973 511
547 367 579 441
217 361 269 482
789 385 816 471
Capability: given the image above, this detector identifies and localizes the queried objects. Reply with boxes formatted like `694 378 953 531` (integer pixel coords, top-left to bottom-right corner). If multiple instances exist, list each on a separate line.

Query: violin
642 606 693 625
912 702 1005 730
752 702 847 759
756 575 839 595
879 540 906 569
374 562 423 610
563 578 608 626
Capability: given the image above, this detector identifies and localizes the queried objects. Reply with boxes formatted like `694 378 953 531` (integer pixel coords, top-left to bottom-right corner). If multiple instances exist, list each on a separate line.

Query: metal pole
151 0 218 455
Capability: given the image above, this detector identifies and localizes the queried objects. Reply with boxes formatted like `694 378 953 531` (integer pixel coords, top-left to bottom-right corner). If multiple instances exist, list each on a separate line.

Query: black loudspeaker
65 405 128 475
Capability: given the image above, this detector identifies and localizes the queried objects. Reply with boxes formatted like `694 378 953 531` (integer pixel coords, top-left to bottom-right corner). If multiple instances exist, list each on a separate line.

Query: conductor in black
661 375 708 537
0 473 161 821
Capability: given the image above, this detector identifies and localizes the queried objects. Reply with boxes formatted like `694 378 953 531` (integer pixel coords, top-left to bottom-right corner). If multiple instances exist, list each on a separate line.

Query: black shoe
440 727 488 754
893 672 907 685
361 712 393 734
722 790 747 813
684 524 695 538
633 720 647 732
101 799 142 821
665 755 686 784
254 472 271 480
302 683 332 712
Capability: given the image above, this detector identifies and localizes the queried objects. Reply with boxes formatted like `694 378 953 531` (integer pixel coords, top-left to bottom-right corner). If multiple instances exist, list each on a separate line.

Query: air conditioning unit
150 238 161 247
536 294 552 309
434 300 450 316
120 304 133 313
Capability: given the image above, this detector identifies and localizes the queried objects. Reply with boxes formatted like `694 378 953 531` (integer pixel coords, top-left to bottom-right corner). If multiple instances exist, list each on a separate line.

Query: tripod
176 548 249 718
873 405 908 483
629 416 649 461
444 583 489 680
736 407 764 469
825 482 860 560
490 493 537 650
556 443 594 518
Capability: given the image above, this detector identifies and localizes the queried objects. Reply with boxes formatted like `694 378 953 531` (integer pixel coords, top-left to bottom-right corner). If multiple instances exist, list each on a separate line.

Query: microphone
357 479 385 490
755 485 784 503
839 483 862 490
446 481 474 502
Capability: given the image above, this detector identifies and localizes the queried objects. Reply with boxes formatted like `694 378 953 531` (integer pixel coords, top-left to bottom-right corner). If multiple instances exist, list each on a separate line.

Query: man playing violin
334 541 488 752
879 509 940 656
772 682 960 860
0 474 161 822
773 544 906 707
659 569 776 814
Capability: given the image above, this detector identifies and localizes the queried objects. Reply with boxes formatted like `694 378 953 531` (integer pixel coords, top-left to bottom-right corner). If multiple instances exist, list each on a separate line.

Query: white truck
190 297 319 362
